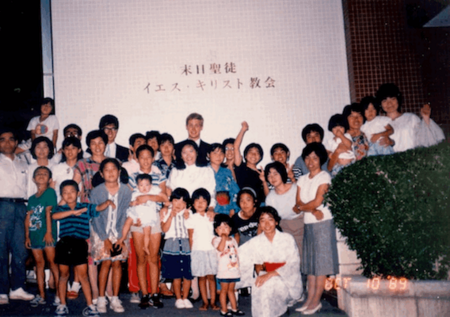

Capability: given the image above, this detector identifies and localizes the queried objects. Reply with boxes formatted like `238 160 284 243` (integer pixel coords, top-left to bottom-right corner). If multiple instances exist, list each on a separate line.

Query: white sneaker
130 292 140 303
55 304 69 316
0 294 9 305
183 298 193 309
96 296 107 313
53 296 61 306
175 298 185 309
109 297 125 313
9 288 35 301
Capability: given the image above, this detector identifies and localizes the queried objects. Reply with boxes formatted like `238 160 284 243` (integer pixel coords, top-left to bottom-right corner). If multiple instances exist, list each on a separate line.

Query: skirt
301 219 339 276
191 249 218 277
90 231 129 265
162 237 193 280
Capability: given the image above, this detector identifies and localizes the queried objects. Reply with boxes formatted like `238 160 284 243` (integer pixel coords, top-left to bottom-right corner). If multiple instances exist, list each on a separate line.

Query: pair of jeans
0 201 28 294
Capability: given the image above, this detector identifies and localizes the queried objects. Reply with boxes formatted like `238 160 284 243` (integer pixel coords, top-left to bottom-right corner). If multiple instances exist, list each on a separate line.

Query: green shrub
326 142 450 280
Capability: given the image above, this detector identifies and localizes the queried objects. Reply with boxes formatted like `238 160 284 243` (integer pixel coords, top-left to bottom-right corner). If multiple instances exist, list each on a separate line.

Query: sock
72 282 81 292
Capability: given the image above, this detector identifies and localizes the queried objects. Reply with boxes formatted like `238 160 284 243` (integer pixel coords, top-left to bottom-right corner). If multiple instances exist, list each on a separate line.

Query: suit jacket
175 139 211 166
115 144 129 162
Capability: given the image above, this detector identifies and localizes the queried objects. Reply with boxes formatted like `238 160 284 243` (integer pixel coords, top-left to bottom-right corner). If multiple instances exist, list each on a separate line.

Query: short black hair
328 114 349 132
61 137 83 162
0 128 18 141
136 144 155 159
222 138 235 147
208 143 225 154
30 136 54 160
99 157 121 173
41 98 55 114
191 188 211 213
146 131 161 145
160 133 175 146
136 173 153 185
213 213 236 236
301 124 324 143
86 130 108 148
60 179 79 193
129 133 146 147
33 166 52 179
170 187 190 204
63 124 82 137
237 187 258 209
99 114 119 129
257 206 281 224
264 161 288 184
270 143 290 157
243 143 264 164
360 96 380 116
375 83 403 112
343 103 366 124
301 142 328 166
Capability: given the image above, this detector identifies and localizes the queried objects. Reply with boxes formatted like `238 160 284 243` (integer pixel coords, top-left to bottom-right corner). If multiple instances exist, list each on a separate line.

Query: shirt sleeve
27 117 38 131
87 203 100 218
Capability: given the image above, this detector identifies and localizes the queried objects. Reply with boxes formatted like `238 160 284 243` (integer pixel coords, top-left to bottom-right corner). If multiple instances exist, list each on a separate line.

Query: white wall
51 0 350 164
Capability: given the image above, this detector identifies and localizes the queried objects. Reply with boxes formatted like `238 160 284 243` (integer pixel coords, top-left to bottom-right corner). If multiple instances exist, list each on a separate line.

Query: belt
0 197 27 203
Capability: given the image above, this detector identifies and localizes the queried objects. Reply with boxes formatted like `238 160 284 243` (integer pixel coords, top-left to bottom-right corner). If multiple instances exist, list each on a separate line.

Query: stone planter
337 275 450 317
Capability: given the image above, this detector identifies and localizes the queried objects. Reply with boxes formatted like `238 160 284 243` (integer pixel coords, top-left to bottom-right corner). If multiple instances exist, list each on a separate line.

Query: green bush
326 142 450 280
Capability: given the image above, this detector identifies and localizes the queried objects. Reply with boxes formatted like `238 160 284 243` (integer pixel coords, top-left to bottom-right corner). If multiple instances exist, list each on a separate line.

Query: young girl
208 143 240 216
360 96 395 156
231 188 261 246
27 137 56 198
234 122 265 204
90 158 132 313
25 166 60 307
27 98 60 149
186 188 219 311
326 114 355 177
160 188 194 309
212 214 245 317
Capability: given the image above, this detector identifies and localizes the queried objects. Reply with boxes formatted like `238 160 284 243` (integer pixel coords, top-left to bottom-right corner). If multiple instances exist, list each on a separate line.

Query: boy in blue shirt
52 180 114 316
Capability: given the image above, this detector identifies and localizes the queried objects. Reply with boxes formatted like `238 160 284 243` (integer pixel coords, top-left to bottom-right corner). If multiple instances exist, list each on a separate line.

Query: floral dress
74 158 100 203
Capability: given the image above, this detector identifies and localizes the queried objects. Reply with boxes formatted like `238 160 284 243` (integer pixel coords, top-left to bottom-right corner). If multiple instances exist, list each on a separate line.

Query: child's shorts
29 231 57 249
55 236 88 266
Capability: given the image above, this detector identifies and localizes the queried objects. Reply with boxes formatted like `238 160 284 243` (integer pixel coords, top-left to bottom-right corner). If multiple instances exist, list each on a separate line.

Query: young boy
25 166 60 307
117 174 161 255
52 180 115 316
122 133 146 176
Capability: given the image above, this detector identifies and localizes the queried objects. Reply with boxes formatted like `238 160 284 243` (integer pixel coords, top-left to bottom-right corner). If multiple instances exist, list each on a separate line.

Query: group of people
0 83 445 317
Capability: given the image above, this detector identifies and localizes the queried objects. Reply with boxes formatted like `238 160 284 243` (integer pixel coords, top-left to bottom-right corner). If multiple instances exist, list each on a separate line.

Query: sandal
230 309 245 316
220 311 233 317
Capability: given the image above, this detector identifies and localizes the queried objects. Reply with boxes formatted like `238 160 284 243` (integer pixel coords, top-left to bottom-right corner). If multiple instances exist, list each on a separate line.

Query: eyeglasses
103 127 118 132
225 147 234 151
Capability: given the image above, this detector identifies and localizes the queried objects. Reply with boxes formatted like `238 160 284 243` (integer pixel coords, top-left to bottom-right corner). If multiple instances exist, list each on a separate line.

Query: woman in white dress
238 206 302 317
375 83 445 152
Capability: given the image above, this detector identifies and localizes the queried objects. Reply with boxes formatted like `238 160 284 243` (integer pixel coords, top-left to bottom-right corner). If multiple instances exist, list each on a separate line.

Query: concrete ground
0 283 348 317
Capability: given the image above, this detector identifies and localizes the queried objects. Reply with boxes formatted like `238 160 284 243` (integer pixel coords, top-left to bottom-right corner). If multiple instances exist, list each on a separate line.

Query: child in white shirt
27 98 60 150
360 96 394 156
326 114 355 177
118 174 160 255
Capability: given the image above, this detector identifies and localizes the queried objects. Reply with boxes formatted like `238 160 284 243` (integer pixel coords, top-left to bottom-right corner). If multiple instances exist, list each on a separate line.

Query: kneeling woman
239 206 302 317
294 142 339 315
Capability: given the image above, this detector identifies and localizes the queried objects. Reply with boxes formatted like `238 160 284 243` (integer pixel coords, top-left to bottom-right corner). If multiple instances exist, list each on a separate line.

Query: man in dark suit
175 113 211 166
99 114 129 162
